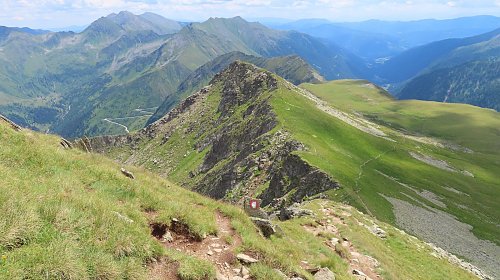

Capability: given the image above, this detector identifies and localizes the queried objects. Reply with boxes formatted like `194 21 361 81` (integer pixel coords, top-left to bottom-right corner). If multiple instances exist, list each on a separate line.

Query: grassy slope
0 95 479 279
0 120 355 279
270 80 500 247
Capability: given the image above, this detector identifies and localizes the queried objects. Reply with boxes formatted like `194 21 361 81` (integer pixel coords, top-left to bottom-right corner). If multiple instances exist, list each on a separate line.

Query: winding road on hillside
102 107 157 134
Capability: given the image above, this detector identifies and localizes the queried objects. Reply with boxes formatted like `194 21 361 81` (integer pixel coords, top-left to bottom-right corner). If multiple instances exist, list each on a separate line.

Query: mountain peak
85 10 181 36
211 61 278 91
211 61 278 115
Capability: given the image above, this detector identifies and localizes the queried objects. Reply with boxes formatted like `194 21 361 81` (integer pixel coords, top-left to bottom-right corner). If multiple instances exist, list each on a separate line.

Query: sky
1 0 500 29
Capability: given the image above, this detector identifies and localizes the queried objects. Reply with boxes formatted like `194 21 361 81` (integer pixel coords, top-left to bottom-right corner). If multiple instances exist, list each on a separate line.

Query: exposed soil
148 211 244 280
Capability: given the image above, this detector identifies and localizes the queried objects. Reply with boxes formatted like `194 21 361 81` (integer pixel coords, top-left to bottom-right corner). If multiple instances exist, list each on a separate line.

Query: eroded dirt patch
150 211 245 279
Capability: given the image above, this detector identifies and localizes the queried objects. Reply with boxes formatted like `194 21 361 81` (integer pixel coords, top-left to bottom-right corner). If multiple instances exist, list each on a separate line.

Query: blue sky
1 0 500 28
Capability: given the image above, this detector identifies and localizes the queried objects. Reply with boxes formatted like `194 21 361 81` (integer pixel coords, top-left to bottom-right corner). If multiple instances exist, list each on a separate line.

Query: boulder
369 225 386 238
279 203 314 220
314 267 335 280
120 168 135 179
251 217 277 237
236 253 258 264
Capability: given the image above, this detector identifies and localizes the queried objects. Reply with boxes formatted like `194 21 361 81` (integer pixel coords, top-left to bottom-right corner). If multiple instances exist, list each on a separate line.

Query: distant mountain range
271 15 500 60
0 12 358 138
0 12 498 138
1 12 500 279
376 28 500 110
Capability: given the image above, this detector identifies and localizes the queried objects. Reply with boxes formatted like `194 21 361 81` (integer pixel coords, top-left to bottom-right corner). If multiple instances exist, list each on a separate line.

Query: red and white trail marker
249 199 260 210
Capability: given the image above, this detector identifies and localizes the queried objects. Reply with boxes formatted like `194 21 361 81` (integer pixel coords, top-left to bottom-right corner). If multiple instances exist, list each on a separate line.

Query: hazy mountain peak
85 10 181 36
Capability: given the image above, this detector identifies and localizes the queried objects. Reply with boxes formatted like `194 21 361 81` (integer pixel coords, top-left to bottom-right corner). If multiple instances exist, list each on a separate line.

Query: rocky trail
304 202 383 280
149 211 252 280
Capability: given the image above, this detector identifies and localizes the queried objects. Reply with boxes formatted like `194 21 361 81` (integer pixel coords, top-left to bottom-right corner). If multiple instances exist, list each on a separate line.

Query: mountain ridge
147 51 325 125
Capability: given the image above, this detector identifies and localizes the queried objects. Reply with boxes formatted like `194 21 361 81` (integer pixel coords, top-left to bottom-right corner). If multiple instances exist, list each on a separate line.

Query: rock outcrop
0 114 22 131
279 203 314 221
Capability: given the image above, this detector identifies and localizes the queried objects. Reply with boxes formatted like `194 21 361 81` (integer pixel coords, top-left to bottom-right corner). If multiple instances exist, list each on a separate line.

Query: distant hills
375 28 500 83
272 15 500 60
398 59 500 110
377 29 500 110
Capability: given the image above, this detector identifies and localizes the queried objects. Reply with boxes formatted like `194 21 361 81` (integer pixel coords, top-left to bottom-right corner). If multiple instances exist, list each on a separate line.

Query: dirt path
304 202 382 280
353 148 394 217
149 211 243 280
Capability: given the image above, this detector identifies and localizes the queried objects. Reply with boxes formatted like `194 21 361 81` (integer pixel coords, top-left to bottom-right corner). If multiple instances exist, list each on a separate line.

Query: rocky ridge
76 61 340 209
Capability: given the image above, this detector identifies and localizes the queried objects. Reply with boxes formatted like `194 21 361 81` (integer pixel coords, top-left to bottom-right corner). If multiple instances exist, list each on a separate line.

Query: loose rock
241 266 250 277
279 203 314 221
251 217 277 237
352 269 367 277
237 253 258 264
120 168 135 179
314 267 335 280
369 225 386 238
162 231 174 242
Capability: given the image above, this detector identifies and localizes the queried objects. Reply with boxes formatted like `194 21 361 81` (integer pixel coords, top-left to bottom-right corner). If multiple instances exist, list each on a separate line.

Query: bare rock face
262 154 340 207
212 61 278 118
